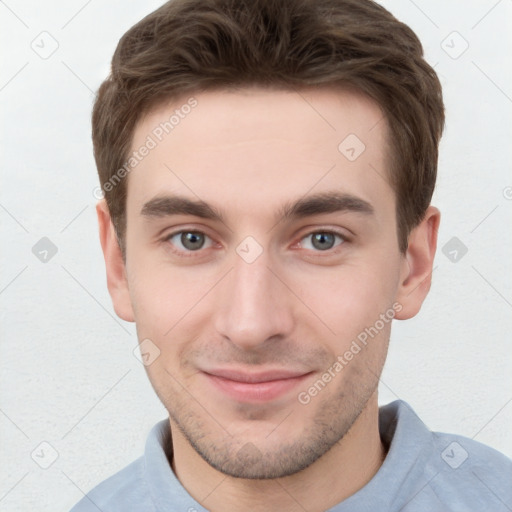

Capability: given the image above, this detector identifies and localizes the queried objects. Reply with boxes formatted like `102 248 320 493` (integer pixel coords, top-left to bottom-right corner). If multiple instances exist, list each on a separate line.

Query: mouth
201 368 313 403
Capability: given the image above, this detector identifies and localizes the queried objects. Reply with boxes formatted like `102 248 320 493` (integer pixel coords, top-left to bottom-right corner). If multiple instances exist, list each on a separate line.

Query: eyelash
162 230 216 257
293 231 347 254
161 228 349 256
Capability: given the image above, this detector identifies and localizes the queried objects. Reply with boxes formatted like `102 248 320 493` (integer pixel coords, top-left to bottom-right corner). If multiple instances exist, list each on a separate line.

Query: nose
213 248 295 351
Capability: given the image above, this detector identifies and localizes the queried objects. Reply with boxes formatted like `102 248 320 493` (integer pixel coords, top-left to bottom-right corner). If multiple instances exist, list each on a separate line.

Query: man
71 0 512 510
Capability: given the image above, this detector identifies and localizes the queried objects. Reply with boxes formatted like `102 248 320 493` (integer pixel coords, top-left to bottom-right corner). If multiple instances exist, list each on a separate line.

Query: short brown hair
92 0 444 256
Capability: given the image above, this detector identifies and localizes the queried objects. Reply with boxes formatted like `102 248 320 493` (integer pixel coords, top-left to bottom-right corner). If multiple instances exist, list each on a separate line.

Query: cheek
127 259 205 339
297 259 400 342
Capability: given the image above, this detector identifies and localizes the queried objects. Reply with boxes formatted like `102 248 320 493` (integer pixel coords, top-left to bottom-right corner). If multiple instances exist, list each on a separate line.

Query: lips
202 368 312 402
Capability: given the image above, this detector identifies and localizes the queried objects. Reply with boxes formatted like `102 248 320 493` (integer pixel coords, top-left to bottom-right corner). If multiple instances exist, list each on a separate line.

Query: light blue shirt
70 400 512 511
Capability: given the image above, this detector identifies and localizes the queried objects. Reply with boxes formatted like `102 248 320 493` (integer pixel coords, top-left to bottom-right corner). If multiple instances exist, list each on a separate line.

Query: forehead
126 87 393 222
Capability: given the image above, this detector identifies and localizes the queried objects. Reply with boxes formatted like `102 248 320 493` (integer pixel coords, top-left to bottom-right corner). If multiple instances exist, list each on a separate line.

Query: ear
394 206 440 320
96 200 135 322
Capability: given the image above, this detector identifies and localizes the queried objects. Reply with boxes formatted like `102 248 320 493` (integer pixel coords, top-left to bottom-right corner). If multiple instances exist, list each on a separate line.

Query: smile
202 368 313 403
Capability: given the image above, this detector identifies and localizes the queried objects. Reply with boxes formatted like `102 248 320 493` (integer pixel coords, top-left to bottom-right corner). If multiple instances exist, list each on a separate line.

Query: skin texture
97 87 440 512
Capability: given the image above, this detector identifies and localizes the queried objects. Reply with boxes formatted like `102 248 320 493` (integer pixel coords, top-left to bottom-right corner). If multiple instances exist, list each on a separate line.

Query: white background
1 0 511 510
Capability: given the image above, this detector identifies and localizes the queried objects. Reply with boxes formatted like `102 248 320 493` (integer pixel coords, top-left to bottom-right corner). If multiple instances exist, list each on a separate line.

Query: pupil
312 233 334 250
181 232 204 250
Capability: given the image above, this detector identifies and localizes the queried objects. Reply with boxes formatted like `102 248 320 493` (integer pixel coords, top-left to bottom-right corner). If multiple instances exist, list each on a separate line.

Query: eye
164 231 214 252
299 231 345 251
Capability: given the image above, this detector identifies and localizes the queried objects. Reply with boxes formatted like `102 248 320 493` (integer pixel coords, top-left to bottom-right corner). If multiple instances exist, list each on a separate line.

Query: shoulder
379 401 512 511
417 425 512 510
430 430 512 489
69 456 153 512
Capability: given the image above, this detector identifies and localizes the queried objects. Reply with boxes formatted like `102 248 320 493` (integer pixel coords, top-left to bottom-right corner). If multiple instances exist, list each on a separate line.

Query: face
114 88 414 478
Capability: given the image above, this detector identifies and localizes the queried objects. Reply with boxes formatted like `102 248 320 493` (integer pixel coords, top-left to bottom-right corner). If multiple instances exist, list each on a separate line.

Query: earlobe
96 200 135 322
394 206 440 320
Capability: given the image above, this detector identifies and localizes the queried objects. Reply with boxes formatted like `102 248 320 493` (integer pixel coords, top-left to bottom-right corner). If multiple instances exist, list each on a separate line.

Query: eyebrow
141 195 225 222
277 192 374 220
140 192 374 223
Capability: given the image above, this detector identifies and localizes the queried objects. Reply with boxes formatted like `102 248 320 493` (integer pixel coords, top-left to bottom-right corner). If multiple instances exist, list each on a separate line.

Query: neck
169 393 386 512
